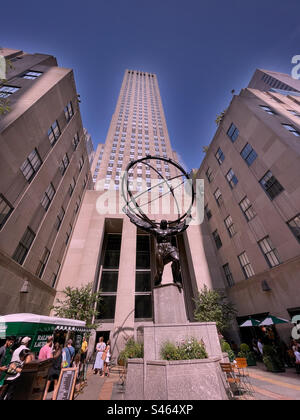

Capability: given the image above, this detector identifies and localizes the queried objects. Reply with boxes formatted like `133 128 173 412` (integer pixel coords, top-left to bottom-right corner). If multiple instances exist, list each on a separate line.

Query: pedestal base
153 283 188 324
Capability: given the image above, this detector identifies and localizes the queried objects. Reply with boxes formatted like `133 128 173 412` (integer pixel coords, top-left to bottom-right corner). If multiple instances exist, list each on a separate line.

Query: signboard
53 368 77 400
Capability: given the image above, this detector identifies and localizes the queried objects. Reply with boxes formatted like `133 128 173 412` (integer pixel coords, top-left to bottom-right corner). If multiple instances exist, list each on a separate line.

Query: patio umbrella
259 315 290 326
239 318 261 327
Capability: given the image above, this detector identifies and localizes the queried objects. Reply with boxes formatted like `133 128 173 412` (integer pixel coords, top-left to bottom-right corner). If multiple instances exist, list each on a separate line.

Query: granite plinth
124 357 228 400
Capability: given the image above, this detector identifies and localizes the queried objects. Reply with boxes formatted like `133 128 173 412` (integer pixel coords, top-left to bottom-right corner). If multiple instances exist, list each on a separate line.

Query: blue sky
2 0 300 170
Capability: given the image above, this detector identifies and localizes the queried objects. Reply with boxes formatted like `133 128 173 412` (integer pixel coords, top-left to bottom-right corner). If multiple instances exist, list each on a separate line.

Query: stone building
197 69 300 342
0 48 91 315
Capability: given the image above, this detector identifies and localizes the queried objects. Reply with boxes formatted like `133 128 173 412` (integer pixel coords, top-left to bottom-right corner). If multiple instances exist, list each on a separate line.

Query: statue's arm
168 220 189 236
126 209 154 232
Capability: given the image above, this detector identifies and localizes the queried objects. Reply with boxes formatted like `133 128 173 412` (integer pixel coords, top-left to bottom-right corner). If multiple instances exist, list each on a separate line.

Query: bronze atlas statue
122 156 195 288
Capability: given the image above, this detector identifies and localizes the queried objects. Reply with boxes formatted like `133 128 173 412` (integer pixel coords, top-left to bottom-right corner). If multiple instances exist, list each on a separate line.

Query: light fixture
261 280 271 292
20 280 29 293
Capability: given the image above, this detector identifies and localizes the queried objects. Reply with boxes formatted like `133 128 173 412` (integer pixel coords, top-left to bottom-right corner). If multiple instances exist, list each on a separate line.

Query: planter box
125 357 228 400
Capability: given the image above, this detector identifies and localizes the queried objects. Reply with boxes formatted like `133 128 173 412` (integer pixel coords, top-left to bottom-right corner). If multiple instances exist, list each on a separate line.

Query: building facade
55 70 223 356
197 69 300 342
0 48 90 315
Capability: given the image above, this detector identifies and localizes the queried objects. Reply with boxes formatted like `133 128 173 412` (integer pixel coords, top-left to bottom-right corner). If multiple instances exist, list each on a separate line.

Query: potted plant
262 345 285 373
238 343 256 366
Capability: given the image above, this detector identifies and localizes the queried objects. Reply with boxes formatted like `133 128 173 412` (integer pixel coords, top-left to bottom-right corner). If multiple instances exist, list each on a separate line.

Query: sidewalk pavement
74 362 300 400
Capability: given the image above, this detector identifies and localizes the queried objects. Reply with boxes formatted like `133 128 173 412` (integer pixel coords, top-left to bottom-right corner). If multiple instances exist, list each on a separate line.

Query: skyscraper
55 70 222 355
0 47 91 315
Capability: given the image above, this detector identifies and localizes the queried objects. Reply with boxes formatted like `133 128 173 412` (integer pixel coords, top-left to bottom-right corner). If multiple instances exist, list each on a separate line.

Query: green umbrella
239 318 261 327
259 315 290 326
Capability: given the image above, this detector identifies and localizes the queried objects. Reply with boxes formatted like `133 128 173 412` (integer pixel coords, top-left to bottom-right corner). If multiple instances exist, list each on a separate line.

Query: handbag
101 350 107 361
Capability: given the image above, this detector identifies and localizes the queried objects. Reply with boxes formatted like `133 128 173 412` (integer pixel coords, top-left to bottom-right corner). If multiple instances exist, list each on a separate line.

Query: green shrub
220 340 235 362
118 338 144 366
160 338 208 361
239 343 250 353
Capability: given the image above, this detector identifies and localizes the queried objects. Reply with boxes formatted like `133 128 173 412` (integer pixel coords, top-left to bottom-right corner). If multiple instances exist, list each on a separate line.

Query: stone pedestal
153 283 188 324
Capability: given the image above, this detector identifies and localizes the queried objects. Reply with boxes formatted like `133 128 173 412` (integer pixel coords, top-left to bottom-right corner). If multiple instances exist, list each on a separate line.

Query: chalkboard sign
53 368 77 400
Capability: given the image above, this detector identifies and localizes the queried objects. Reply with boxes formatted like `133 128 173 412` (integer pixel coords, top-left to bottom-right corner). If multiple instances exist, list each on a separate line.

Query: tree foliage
193 285 236 333
215 108 227 126
51 283 102 330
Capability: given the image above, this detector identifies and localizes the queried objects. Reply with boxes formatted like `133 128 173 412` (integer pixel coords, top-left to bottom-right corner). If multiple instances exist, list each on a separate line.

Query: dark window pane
136 235 150 269
103 234 121 268
135 295 152 319
136 272 151 292
100 271 118 292
98 295 116 320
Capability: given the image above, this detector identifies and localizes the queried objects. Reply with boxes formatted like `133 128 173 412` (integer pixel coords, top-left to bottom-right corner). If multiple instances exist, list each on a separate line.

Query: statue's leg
171 254 182 286
154 253 164 286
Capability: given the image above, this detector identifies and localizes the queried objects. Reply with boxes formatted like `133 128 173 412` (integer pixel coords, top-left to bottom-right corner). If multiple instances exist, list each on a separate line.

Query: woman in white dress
93 337 106 375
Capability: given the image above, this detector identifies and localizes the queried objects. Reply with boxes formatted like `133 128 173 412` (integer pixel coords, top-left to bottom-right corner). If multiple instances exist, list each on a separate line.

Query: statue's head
160 220 168 230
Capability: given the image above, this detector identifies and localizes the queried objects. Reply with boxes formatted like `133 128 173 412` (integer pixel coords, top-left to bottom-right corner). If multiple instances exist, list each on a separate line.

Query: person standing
38 336 54 361
294 349 300 374
257 338 264 356
103 340 111 378
11 337 31 363
80 336 88 364
93 337 106 375
0 337 15 391
62 339 75 368
1 349 34 400
43 343 62 400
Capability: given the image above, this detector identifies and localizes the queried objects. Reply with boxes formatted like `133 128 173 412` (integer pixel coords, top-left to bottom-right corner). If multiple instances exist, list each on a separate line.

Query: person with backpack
62 339 75 368
0 349 34 400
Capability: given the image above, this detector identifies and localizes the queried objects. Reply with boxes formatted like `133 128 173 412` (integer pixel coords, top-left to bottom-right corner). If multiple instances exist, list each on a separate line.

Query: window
215 147 225 165
223 264 234 287
258 237 280 268
59 153 69 175
239 196 256 221
65 224 72 244
0 85 20 98
212 230 222 249
214 188 223 206
205 167 213 183
226 169 238 188
72 132 80 149
55 207 65 231
22 71 43 80
227 123 239 142
260 105 276 115
36 248 50 278
51 261 61 288
135 235 152 319
64 102 74 121
20 149 42 182
48 121 61 145
260 171 284 200
287 214 300 243
69 177 76 196
78 156 84 171
12 227 35 265
204 204 212 220
282 123 300 137
0 194 14 229
288 109 300 118
224 215 235 237
241 143 257 166
97 234 122 320
41 183 55 210
238 252 255 279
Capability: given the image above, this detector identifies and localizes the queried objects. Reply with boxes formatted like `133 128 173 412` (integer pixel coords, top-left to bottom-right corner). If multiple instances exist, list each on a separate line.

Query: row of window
220 235 280 287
